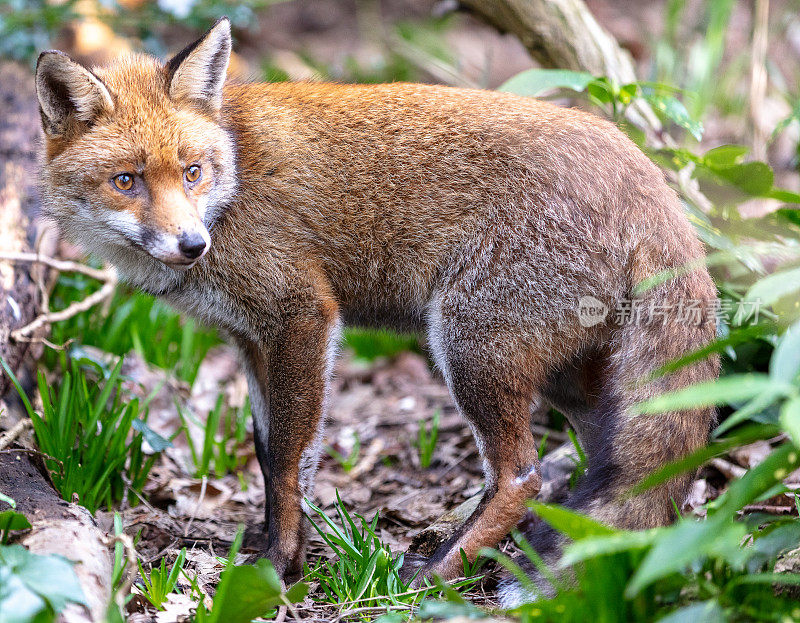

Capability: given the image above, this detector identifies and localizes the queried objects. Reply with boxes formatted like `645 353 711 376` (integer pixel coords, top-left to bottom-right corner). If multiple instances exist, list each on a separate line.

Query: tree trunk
0 451 112 623
0 61 54 399
458 0 663 133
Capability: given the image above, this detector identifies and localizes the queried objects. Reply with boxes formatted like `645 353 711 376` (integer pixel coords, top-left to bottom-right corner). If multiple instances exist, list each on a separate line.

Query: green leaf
630 425 779 494
561 529 658 567
208 550 308 623
706 161 775 196
781 398 800 449
714 443 800 517
210 559 283 620
702 144 748 166
587 79 613 104
746 521 800 571
499 69 594 97
284 581 309 603
770 321 800 384
131 419 172 453
747 266 800 307
0 572 49 623
656 600 725 623
775 208 800 229
626 519 747 597
0 492 15 509
712 389 786 437
633 374 789 414
726 571 800 587
0 544 87 615
769 189 800 204
528 502 616 540
644 92 703 140
0 511 31 540
650 324 774 379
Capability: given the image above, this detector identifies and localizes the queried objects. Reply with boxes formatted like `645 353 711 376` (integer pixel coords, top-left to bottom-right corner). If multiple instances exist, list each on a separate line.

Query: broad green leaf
0 511 31 539
770 321 800 384
284 581 309 603
656 600 725 623
210 559 306 622
702 144 747 166
0 572 49 623
633 374 788 414
780 398 800 448
0 544 87 613
747 266 800 306
707 161 774 196
626 519 746 597
131 419 172 453
746 521 800 571
644 93 703 140
712 389 786 437
499 69 594 97
587 79 613 104
714 443 800 517
528 502 616 540
561 529 658 566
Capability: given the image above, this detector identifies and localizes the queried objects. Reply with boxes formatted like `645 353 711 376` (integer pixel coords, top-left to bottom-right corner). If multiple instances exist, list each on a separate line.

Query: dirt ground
83 337 793 622
107 344 505 620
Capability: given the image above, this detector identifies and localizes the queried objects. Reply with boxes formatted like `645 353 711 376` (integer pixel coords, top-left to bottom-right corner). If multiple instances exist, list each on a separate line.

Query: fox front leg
239 310 340 579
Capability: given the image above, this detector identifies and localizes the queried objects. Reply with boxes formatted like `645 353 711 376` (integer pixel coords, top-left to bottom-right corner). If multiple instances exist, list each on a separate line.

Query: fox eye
112 173 134 192
185 164 202 183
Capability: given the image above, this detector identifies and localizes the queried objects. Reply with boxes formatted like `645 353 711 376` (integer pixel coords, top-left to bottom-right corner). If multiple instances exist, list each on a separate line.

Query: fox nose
178 232 207 260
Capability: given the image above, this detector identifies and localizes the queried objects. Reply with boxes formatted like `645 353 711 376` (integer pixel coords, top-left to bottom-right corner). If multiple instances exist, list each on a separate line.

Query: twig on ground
0 447 64 472
0 252 111 281
0 418 32 451
12 279 116 339
184 475 208 538
0 251 118 340
531 424 569 444
710 457 747 480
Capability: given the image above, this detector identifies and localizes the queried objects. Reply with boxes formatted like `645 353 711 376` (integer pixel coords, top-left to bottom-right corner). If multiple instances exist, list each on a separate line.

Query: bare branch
0 252 118 340
0 251 113 282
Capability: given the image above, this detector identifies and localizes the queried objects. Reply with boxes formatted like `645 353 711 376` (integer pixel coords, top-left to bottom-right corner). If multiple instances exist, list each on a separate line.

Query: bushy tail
499 240 719 607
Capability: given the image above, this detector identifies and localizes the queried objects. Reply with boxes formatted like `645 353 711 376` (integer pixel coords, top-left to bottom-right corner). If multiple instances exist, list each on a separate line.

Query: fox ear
35 51 115 136
166 17 231 114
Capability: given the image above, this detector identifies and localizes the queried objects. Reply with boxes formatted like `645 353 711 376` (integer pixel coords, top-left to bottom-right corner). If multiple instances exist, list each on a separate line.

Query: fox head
35 18 237 285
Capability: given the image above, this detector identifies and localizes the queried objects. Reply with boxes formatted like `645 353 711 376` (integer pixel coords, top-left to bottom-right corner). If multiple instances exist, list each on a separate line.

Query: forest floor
92 341 793 622
110 345 495 621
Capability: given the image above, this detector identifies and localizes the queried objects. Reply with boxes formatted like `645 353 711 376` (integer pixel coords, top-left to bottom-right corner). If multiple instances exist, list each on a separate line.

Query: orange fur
36 19 718 592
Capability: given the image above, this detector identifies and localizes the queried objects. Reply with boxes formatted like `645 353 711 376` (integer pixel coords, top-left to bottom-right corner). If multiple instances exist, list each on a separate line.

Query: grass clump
47 274 219 385
1 357 169 513
136 548 187 611
416 410 440 469
178 394 250 480
304 493 481 621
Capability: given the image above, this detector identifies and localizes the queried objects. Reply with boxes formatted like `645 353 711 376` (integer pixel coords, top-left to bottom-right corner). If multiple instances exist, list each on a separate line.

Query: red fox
35 18 718 603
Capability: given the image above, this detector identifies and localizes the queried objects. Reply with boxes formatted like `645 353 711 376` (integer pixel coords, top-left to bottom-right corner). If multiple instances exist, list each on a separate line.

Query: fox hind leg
405 296 556 582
